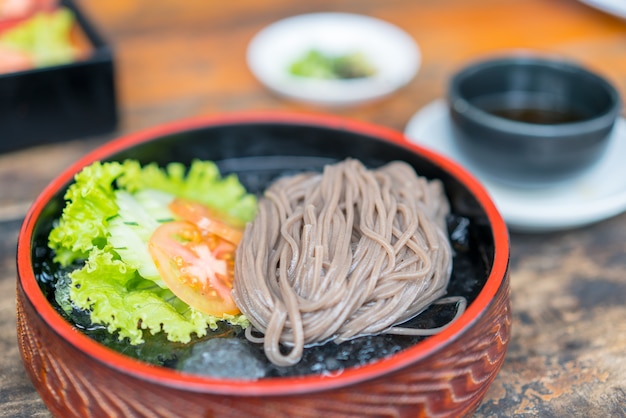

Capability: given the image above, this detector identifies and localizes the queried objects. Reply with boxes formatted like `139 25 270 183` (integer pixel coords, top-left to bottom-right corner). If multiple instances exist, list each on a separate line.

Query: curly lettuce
49 159 255 345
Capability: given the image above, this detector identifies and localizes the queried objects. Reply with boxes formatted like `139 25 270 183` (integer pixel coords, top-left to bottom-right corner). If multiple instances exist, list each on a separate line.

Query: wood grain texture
2 0 626 416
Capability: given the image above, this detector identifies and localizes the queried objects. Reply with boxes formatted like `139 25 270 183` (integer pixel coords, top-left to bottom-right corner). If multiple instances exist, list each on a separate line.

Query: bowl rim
17 110 510 396
447 54 622 138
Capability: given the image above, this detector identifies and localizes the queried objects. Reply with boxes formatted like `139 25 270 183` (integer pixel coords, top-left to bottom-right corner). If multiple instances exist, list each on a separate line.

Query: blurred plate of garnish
247 12 420 107
288 49 376 80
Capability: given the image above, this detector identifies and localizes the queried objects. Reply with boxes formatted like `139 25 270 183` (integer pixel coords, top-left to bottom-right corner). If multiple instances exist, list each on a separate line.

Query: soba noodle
232 159 464 366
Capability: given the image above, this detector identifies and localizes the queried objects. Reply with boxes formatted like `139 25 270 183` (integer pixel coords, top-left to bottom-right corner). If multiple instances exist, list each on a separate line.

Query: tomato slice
148 221 240 316
169 198 245 245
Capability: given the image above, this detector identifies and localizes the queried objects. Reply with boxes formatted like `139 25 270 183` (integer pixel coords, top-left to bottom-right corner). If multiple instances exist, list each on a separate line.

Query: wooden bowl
16 111 511 418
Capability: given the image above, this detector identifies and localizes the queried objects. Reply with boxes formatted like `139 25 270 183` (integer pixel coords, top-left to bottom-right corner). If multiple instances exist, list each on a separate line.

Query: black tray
0 0 118 153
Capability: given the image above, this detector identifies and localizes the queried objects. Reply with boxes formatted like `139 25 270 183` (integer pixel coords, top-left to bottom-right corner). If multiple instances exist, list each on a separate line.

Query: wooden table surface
2 0 626 416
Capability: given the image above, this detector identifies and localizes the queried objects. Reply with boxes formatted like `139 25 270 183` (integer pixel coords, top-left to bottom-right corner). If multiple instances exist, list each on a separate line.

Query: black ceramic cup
447 55 621 187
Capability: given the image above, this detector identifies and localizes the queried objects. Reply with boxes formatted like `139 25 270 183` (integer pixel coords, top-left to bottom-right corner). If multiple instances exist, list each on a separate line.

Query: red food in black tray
0 0 117 153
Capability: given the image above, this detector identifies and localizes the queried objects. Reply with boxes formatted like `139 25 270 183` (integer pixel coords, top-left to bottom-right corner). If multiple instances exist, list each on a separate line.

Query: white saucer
578 0 626 19
404 99 626 233
246 13 420 107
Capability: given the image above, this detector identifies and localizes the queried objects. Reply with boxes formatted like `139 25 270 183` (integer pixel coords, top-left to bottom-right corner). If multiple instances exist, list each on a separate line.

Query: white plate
578 0 626 19
405 99 626 233
246 13 420 107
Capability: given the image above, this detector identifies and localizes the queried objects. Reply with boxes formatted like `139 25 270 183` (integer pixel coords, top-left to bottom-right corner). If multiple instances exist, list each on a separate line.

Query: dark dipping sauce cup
447 55 621 187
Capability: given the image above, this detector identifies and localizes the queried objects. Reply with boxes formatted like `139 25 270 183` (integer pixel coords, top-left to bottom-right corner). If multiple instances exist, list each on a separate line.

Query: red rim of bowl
17 110 510 396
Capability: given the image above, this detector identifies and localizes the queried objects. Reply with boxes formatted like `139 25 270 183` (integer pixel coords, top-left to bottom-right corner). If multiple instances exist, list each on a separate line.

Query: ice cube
179 338 267 379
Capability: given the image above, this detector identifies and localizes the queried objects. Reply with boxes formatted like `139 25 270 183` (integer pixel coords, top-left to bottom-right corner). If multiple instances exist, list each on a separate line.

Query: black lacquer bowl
17 111 510 418
448 55 621 187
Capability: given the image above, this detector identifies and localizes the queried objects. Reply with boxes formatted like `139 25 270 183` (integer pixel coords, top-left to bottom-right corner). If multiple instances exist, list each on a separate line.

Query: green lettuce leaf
115 160 257 221
49 159 254 345
49 161 124 266
0 7 78 68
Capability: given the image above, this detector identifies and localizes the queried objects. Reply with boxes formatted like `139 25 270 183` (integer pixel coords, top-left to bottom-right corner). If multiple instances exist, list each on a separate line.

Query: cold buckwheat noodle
233 159 465 366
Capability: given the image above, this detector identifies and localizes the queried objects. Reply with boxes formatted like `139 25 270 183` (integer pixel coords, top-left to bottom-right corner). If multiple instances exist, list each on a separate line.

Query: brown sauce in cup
486 107 587 124
472 92 591 125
